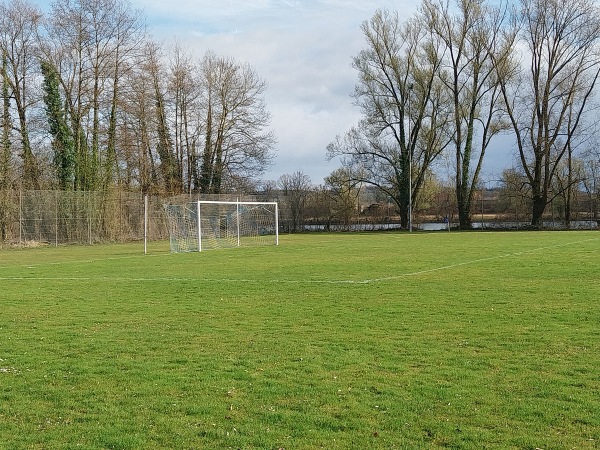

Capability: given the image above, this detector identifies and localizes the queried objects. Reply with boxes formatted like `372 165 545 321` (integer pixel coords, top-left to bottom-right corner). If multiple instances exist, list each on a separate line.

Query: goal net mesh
164 201 278 252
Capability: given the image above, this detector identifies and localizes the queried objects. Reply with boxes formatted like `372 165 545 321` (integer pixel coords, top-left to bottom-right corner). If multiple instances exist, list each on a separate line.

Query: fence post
19 189 22 247
197 200 202 252
144 195 148 255
88 192 92 245
275 202 279 246
55 191 58 246
236 198 240 247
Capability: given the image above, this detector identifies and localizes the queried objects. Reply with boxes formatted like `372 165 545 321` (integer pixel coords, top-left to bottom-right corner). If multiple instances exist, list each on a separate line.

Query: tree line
2 0 600 231
272 168 598 233
1 0 275 196
327 0 600 229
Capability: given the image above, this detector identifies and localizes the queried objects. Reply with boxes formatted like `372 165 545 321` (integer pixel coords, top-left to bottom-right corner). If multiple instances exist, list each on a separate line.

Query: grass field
1 231 599 449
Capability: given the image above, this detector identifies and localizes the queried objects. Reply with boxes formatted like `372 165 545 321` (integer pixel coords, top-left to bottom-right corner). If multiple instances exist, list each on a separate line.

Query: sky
133 0 421 184
37 0 514 185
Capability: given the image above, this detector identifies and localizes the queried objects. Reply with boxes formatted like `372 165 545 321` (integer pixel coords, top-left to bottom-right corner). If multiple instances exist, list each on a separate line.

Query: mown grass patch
1 231 599 448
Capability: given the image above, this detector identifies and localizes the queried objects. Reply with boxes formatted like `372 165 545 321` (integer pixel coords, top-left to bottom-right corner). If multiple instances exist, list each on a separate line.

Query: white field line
0 237 597 285
361 236 599 283
0 252 165 270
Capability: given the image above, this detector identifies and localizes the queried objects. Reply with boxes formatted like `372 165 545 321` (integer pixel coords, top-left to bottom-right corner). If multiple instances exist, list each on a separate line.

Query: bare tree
327 9 452 228
498 167 531 222
497 0 600 227
324 168 361 228
422 0 514 228
1 51 11 189
278 171 312 232
0 0 42 188
306 185 337 231
101 0 146 189
580 141 600 222
150 45 181 194
40 0 145 191
0 0 274 195
198 51 275 194
122 48 154 192
42 0 96 190
1 47 12 240
168 43 202 193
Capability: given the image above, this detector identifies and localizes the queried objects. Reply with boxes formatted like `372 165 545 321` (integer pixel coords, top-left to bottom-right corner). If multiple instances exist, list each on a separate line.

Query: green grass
1 231 599 449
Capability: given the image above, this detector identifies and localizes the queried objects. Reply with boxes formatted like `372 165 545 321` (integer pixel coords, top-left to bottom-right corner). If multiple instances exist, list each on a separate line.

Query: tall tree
0 51 10 241
497 0 600 227
42 0 93 190
0 0 41 188
168 44 202 193
327 9 452 228
41 60 74 189
147 43 181 194
101 0 145 189
198 51 275 194
116 41 163 193
581 143 599 222
41 0 145 191
1 50 11 189
422 0 513 228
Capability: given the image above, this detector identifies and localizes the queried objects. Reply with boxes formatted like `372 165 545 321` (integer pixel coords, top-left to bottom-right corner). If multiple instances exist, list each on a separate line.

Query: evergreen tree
41 60 74 190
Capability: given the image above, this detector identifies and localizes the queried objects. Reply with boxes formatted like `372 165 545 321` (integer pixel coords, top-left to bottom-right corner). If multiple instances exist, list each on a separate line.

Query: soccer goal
163 200 279 252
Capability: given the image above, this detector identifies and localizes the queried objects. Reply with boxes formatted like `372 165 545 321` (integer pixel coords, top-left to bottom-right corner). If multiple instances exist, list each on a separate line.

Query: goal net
164 200 279 252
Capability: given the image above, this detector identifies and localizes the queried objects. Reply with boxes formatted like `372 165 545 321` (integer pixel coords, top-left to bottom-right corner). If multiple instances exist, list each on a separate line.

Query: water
472 220 598 230
303 220 598 232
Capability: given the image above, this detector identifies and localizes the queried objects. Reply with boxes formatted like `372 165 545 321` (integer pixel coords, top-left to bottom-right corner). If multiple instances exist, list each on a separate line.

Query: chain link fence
0 190 264 248
0 188 596 249
0 190 160 247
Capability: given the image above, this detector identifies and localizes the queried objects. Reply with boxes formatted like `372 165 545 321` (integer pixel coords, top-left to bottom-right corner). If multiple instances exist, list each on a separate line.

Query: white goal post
163 200 279 253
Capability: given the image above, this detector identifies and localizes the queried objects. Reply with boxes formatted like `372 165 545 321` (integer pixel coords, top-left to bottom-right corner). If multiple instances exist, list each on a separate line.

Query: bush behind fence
0 189 596 247
0 190 262 247
0 190 162 247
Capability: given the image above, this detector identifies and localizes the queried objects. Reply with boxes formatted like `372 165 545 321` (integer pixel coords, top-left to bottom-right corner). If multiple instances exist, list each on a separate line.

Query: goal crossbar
164 200 279 253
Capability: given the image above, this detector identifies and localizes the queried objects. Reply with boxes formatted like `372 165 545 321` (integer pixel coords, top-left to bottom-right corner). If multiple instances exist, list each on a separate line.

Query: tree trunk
105 74 119 189
199 104 213 194
400 153 409 229
531 192 546 228
564 143 573 228
1 52 11 189
20 127 38 189
457 196 472 229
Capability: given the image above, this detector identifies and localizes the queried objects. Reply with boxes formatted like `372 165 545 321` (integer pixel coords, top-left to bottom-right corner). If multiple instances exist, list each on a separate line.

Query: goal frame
163 199 279 253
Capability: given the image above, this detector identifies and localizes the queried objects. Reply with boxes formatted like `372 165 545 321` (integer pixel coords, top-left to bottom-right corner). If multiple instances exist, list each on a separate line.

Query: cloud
129 0 419 183
35 0 516 185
